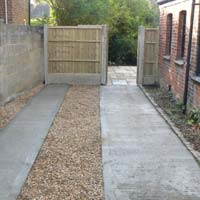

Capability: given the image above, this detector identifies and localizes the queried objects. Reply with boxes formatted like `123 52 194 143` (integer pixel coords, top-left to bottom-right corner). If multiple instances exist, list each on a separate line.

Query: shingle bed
18 86 104 200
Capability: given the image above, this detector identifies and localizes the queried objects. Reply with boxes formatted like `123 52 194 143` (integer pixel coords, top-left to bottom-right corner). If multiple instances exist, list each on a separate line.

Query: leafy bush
31 16 55 26
107 0 159 65
109 35 136 65
187 108 200 125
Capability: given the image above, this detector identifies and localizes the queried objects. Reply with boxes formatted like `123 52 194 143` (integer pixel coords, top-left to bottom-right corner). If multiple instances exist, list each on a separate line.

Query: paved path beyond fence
101 86 200 200
0 85 68 200
108 66 137 85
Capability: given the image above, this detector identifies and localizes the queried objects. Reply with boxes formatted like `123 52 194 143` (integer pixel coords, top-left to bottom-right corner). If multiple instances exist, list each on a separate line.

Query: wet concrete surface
100 86 200 200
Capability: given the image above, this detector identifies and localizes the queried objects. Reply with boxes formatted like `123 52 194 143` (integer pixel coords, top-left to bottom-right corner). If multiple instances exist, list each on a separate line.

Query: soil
144 86 200 153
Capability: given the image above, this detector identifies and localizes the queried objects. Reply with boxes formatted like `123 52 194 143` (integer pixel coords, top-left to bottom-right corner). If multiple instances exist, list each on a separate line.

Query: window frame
165 13 173 56
196 19 200 76
177 10 187 60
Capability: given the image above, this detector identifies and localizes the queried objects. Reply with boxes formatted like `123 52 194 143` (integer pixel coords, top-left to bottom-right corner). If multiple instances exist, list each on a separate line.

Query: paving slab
108 66 137 86
100 85 200 200
0 84 68 200
112 80 128 85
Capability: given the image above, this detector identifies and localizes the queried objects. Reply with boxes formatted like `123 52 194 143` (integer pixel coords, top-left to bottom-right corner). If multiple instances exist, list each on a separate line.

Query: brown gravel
18 86 104 200
0 84 44 128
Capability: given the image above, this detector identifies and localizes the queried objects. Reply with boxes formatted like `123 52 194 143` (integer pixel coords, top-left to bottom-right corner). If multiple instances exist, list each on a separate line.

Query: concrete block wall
159 0 200 108
0 20 44 104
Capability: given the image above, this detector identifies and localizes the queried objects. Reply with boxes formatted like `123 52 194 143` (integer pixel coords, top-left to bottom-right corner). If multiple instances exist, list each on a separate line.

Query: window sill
191 76 200 84
163 55 170 61
175 59 185 66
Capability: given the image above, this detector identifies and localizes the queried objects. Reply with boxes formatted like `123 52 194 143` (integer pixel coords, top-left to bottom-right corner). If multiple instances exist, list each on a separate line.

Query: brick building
158 0 200 109
0 0 30 24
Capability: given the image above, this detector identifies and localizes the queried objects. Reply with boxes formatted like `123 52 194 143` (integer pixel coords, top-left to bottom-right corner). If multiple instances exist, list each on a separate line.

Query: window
177 11 186 59
196 26 200 76
166 14 173 55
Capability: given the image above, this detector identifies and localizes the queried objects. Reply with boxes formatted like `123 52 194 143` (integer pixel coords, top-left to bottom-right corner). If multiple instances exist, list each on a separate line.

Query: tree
41 0 159 65
41 0 108 25
107 0 159 65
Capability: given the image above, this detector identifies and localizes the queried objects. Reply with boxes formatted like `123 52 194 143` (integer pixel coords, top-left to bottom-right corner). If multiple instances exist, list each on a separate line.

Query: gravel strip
18 86 104 200
0 84 44 128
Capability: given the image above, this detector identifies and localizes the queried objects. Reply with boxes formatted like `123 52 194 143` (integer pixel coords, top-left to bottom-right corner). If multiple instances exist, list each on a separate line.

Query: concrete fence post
101 25 109 85
44 24 48 84
137 26 145 85
0 19 5 104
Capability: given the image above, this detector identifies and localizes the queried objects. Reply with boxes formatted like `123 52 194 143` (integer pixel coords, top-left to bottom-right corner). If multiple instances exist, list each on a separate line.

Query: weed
187 108 200 125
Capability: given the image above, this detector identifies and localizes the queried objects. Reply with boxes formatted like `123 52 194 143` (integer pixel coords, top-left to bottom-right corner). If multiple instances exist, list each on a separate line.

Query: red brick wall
11 0 29 24
159 0 200 108
0 0 5 20
0 0 13 23
0 0 29 24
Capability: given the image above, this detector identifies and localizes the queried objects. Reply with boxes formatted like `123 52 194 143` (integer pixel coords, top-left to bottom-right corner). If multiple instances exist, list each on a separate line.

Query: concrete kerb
99 86 108 200
139 84 200 166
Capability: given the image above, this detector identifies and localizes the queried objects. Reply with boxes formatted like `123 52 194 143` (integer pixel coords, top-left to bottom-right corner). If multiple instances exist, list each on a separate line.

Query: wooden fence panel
45 25 108 85
137 26 159 85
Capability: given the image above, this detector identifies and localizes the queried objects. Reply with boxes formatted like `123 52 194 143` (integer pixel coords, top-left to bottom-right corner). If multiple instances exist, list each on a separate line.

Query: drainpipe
4 0 8 24
28 0 31 25
183 0 196 114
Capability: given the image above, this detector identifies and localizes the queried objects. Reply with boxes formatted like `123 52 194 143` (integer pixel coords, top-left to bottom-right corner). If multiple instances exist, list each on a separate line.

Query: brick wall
0 0 5 21
0 0 29 24
0 21 44 104
159 0 200 108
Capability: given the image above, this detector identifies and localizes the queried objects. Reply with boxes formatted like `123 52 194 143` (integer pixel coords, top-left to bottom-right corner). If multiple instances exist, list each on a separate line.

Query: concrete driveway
100 85 200 200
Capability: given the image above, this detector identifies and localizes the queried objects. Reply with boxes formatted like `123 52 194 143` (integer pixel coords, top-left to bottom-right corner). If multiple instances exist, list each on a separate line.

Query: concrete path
101 86 200 200
108 66 137 86
0 85 68 200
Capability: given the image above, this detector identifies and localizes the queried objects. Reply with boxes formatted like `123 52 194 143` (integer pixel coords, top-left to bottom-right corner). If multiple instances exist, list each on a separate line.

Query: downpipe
4 0 8 24
183 0 196 114
28 0 31 25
